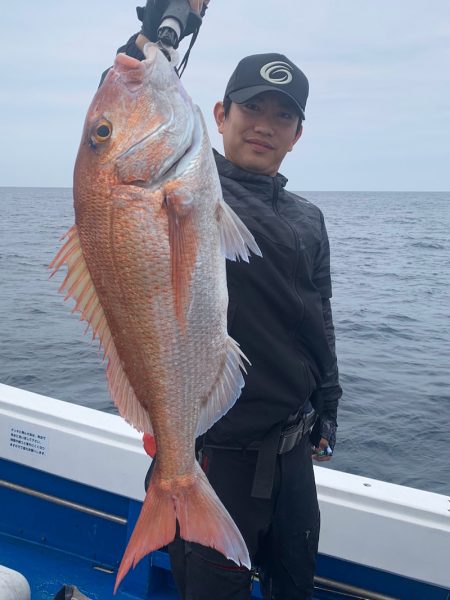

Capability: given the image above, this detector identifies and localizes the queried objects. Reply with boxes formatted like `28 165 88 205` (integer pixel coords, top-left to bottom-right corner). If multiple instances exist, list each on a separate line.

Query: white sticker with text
9 426 48 457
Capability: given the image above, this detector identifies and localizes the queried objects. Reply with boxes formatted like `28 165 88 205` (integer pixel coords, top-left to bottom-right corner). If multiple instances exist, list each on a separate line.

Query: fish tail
114 471 177 593
114 462 250 593
175 462 250 569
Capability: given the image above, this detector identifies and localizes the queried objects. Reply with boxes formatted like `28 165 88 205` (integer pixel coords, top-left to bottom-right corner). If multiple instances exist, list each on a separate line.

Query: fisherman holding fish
52 1 341 599
131 5 341 597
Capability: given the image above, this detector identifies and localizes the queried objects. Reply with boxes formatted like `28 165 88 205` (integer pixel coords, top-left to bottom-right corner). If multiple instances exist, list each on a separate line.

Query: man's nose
253 119 275 136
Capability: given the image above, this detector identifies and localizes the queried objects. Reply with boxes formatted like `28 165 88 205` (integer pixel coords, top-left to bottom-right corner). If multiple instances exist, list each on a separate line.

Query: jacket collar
213 150 288 189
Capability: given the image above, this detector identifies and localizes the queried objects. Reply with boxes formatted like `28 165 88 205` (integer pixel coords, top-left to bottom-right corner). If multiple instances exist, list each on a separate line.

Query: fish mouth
114 45 168 93
114 53 148 91
114 44 197 188
115 53 142 71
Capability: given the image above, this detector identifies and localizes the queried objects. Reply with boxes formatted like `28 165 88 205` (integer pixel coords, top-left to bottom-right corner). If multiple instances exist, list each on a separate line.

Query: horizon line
0 185 448 194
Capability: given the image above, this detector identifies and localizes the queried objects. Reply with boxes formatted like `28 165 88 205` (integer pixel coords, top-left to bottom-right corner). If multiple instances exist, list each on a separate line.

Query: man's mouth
246 138 275 151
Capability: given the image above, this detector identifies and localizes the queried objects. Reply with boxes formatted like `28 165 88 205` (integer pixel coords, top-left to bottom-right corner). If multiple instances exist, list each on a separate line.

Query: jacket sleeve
310 211 342 427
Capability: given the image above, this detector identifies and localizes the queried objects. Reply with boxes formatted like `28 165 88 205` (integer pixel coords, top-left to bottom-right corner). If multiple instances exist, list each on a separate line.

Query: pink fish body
50 45 260 591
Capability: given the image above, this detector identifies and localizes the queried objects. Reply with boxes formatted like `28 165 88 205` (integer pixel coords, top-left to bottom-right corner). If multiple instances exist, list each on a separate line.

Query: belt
201 408 317 501
250 409 316 499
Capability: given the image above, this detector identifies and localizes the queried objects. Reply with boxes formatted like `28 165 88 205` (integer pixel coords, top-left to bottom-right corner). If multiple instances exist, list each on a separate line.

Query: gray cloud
0 0 449 189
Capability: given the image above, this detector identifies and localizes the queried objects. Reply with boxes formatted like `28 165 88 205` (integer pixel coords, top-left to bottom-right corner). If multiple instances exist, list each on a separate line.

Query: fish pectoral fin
49 225 153 435
163 183 199 328
196 336 248 437
216 200 262 262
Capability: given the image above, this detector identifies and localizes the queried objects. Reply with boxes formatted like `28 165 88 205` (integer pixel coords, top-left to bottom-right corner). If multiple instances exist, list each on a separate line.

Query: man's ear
213 101 225 134
288 124 303 152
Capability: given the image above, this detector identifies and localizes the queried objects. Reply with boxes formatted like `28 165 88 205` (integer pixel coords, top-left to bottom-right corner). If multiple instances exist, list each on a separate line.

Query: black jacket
111 36 341 447
207 152 342 447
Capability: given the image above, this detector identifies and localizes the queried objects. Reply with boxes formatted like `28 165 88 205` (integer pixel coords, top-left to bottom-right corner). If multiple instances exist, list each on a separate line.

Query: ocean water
0 187 449 495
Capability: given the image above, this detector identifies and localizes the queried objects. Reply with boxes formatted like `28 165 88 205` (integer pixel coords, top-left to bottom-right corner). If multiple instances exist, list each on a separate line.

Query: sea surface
0 187 449 495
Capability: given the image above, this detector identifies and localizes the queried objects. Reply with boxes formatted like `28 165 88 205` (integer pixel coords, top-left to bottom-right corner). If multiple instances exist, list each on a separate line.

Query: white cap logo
260 61 293 85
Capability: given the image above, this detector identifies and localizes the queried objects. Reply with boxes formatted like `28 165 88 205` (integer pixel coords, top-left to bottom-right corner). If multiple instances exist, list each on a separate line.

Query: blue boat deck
1 456 448 600
0 455 266 599
0 531 269 600
1 531 156 600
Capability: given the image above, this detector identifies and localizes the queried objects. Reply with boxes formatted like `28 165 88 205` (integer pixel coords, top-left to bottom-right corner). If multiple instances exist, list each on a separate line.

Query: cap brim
228 85 305 119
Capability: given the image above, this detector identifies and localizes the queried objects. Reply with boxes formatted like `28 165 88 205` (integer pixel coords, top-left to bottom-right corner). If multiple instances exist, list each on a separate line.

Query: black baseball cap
224 53 309 119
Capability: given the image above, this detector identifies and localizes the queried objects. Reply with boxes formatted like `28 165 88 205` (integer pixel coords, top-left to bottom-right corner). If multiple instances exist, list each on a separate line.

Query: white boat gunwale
1 383 449 597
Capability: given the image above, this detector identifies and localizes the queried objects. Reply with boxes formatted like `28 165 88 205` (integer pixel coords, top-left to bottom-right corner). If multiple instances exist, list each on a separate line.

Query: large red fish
50 43 260 591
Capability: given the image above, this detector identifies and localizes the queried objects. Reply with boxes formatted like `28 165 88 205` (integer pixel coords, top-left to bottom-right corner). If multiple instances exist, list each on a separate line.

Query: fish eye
91 119 113 145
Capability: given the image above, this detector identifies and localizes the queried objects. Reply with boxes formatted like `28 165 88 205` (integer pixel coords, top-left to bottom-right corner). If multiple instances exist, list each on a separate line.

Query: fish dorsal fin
216 200 262 262
195 336 248 437
164 182 199 329
49 225 153 434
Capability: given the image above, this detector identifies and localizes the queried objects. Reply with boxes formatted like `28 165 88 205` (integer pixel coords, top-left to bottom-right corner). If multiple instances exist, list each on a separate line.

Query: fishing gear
136 0 209 75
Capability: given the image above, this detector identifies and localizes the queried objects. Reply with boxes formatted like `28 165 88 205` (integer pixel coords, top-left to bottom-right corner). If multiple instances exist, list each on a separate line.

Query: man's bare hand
136 33 150 53
189 0 210 13
312 437 333 462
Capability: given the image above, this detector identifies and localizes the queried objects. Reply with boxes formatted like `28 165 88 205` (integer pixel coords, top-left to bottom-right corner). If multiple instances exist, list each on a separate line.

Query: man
120 9 342 599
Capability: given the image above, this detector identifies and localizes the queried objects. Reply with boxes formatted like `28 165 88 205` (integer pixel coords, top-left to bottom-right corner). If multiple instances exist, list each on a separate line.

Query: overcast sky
1 1 449 190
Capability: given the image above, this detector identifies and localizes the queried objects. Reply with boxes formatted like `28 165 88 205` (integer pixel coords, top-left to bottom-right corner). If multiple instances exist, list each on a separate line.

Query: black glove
319 418 337 451
137 0 203 48
310 417 337 452
136 0 164 43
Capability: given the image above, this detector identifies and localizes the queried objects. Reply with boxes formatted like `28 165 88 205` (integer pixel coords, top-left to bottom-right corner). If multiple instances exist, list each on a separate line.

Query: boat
1 382 449 599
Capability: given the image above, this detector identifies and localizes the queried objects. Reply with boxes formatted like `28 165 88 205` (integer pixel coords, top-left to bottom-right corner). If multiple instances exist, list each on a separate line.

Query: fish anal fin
49 225 153 435
216 200 262 262
164 182 199 329
195 336 248 437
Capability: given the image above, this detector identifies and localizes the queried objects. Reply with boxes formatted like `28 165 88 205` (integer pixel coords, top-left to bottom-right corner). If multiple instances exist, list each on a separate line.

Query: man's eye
244 102 260 111
280 112 294 120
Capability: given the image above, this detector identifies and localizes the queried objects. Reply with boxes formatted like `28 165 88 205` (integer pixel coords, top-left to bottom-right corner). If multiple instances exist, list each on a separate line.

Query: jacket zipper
271 178 304 308
271 178 309 402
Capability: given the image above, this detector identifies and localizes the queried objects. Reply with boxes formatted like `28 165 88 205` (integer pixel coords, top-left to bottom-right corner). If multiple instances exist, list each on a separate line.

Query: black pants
165 434 320 600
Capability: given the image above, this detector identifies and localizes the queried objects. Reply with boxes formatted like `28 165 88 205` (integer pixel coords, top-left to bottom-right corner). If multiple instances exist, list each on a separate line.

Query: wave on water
1 187 449 495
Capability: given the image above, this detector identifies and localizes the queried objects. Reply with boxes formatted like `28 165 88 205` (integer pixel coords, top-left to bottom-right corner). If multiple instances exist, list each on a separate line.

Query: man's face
213 91 303 176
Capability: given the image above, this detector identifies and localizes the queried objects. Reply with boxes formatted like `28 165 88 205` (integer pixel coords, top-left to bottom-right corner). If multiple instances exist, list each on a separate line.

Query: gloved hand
137 0 207 48
136 0 164 43
311 417 337 462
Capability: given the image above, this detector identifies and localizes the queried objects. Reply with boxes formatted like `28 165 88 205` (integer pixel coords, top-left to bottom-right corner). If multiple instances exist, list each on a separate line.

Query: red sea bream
50 43 260 591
